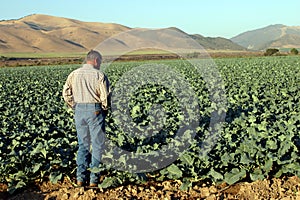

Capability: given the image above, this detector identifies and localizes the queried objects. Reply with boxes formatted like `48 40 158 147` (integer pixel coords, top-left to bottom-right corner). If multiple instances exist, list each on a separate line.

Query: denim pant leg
74 110 91 183
88 110 106 184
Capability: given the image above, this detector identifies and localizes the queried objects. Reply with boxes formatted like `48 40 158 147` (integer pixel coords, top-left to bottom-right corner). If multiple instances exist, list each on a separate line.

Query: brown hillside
269 34 300 48
231 24 300 50
0 14 130 53
0 14 245 54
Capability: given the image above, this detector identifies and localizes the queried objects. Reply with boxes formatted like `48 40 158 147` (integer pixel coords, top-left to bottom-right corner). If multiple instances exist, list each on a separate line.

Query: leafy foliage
264 48 280 56
0 56 300 192
290 48 299 55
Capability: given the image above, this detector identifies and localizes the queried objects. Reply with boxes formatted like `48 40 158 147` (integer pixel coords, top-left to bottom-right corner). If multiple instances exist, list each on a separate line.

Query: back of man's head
86 50 102 63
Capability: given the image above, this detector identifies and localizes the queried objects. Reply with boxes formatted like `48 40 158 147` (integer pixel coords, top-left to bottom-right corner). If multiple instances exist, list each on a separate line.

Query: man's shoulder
70 66 83 73
96 70 105 79
70 65 105 78
72 66 94 73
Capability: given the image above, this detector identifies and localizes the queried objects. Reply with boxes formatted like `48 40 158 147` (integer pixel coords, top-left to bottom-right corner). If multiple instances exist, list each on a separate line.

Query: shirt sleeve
62 73 75 109
99 74 111 110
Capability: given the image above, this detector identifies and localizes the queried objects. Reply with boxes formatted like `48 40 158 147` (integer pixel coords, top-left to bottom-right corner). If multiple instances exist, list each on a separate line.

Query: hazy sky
1 0 299 38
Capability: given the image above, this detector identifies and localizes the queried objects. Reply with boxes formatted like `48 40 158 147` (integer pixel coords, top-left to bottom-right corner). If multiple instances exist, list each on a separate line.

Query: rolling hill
0 14 244 54
0 14 130 53
231 24 300 50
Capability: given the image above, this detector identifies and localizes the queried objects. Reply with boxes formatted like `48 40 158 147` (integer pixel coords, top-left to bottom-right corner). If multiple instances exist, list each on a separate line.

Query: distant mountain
0 14 245 54
190 34 245 50
231 24 300 50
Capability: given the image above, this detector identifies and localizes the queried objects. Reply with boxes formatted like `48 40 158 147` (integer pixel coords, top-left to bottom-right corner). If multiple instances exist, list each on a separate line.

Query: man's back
71 64 104 104
63 63 110 110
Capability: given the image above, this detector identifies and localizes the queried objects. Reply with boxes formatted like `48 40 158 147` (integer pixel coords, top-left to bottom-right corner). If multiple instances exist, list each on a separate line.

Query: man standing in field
62 50 110 187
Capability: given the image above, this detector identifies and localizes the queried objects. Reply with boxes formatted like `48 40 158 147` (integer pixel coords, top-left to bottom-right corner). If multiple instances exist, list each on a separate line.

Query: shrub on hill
264 48 279 56
290 48 299 55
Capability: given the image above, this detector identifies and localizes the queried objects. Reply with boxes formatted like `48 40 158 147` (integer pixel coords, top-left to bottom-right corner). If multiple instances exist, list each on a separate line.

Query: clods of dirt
1 176 300 200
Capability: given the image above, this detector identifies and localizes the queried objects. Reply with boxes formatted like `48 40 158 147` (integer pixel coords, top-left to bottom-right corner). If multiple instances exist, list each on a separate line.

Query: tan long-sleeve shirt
62 64 111 110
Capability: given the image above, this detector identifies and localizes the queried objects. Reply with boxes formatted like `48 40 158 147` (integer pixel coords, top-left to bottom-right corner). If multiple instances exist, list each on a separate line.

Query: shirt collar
82 63 97 69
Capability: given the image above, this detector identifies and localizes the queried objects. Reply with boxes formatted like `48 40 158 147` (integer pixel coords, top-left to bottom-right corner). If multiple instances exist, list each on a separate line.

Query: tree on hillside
264 48 279 56
290 48 299 55
0 56 7 61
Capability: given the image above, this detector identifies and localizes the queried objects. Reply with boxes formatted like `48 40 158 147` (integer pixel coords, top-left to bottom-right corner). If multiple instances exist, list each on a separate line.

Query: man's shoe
89 183 98 187
76 181 84 187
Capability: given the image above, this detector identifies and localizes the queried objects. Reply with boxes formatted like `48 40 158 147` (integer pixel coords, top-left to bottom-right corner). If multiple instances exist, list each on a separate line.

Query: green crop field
0 56 300 193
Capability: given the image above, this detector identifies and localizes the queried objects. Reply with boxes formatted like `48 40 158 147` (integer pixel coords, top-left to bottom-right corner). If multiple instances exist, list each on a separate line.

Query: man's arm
99 74 111 111
62 73 75 109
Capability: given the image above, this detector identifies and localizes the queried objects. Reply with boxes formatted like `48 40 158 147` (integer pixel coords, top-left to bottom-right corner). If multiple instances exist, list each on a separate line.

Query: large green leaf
49 172 62 184
224 168 246 185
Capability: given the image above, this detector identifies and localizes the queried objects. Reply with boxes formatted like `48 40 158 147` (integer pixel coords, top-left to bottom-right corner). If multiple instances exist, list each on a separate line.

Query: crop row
0 56 299 193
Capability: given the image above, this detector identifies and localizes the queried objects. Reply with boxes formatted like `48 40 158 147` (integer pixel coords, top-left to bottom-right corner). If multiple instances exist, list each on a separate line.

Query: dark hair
86 50 102 63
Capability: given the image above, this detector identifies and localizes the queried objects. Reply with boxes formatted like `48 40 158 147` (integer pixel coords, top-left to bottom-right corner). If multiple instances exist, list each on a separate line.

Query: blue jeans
74 103 106 184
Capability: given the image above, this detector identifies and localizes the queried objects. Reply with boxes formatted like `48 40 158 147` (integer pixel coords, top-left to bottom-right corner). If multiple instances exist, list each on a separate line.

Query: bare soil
0 51 264 68
0 57 84 67
1 176 300 200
